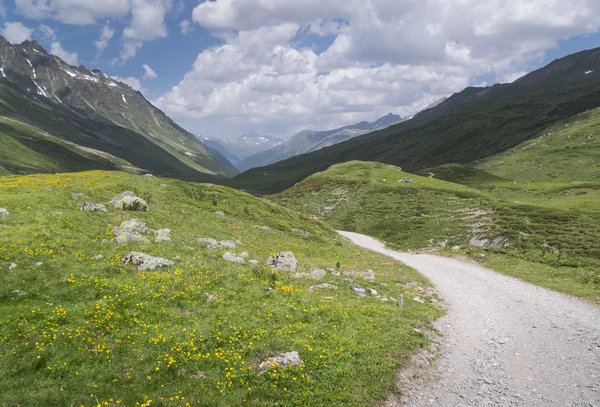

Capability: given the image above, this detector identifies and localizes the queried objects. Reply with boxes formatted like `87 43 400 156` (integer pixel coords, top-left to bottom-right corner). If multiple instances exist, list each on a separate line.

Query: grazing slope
236 114 401 172
0 37 235 179
0 170 441 407
230 47 600 194
271 161 600 302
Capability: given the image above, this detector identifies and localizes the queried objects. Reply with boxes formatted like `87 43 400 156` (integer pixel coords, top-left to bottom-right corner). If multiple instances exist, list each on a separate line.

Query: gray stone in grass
367 288 378 296
94 255 104 260
12 290 26 296
266 252 299 271
120 219 148 233
34 262 43 267
259 351 301 373
49 211 63 215
198 238 218 248
350 284 367 297
80 202 108 212
240 251 249 258
0 208 9 215
254 225 271 231
249 260 260 265
223 252 245 264
109 192 148 211
155 229 171 243
363 269 375 280
113 226 149 243
308 284 338 292
122 251 173 271
215 211 226 216
217 240 237 250
5 262 17 270
309 268 326 280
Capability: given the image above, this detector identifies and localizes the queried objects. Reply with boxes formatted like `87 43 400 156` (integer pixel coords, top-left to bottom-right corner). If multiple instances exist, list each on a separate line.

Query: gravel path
338 231 600 407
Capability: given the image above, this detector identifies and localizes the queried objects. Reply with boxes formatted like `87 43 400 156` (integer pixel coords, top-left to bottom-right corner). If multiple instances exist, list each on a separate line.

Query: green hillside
271 161 600 302
0 170 441 407
229 47 600 194
0 37 236 180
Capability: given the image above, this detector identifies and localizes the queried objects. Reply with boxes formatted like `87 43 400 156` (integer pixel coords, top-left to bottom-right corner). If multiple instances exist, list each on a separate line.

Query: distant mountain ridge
236 113 401 171
228 46 600 194
0 36 235 179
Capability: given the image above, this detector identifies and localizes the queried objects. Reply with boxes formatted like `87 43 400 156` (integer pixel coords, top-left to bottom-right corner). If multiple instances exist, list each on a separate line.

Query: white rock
258 351 301 373
80 202 108 212
266 252 299 271
363 270 375 280
155 229 171 243
122 252 173 271
0 208 9 216
223 252 245 264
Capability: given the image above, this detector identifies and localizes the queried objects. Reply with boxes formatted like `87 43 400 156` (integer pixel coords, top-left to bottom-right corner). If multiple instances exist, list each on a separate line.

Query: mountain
228 47 600 194
0 36 236 179
199 136 242 166
236 113 401 171
220 132 284 159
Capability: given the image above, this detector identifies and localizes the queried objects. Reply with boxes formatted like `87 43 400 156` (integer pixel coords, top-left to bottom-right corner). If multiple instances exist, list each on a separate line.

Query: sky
1 0 600 139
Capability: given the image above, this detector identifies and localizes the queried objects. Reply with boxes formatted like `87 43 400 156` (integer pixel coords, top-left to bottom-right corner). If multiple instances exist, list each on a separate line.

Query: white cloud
179 19 194 34
153 0 600 137
112 75 143 91
119 39 143 62
2 21 33 44
95 22 114 51
123 0 172 41
142 64 157 80
38 24 56 40
50 41 79 65
15 0 130 25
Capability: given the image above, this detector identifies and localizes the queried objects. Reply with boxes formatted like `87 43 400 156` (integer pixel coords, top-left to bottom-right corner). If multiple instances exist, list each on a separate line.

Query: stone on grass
198 238 218 249
259 351 301 373
398 178 413 183
368 288 378 296
291 273 305 279
155 229 171 243
309 268 326 280
120 219 148 233
0 208 9 216
109 192 148 211
94 255 104 260
215 211 226 216
249 260 260 265
240 251 249 258
5 262 17 270
113 227 149 243
122 252 174 271
254 225 271 231
266 252 299 271
363 270 375 280
350 284 367 297
12 290 26 296
308 284 338 292
223 252 245 264
205 293 220 303
49 211 63 215
80 202 108 212
217 240 237 250
34 262 43 267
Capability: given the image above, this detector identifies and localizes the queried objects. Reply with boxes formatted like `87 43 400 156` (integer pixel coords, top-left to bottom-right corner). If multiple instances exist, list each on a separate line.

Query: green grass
271 161 600 303
0 171 442 407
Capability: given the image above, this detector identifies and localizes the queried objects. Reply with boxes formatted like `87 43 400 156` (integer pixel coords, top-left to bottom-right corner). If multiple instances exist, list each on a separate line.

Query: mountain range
199 132 284 167
0 36 236 180
235 113 402 171
228 47 600 193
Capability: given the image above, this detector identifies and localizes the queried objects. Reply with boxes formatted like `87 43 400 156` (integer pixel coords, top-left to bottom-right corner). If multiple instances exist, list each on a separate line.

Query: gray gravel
338 231 600 407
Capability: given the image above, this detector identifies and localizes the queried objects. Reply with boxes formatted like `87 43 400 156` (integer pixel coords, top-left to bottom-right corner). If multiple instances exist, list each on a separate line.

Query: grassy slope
271 161 600 302
0 171 441 407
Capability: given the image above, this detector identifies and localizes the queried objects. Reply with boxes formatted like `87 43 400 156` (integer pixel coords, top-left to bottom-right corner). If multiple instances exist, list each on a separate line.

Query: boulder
266 252 299 271
259 351 301 373
0 208 9 216
155 229 171 243
122 252 173 271
120 219 148 233
109 192 148 211
223 252 245 264
80 202 108 212
198 238 218 248
350 284 368 297
363 270 375 280
113 226 149 243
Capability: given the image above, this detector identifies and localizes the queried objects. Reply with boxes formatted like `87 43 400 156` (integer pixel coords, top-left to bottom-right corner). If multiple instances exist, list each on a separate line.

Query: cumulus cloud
112 75 143 91
179 20 194 34
50 41 79 65
142 64 157 79
15 0 130 25
153 0 600 137
2 21 33 44
95 22 114 51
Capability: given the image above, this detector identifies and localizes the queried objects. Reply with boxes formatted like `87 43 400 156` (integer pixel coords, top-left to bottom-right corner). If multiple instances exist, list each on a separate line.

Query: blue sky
2 0 600 138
